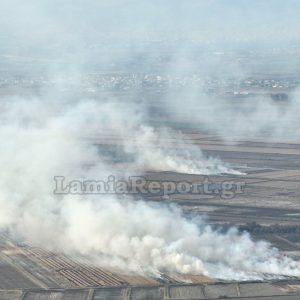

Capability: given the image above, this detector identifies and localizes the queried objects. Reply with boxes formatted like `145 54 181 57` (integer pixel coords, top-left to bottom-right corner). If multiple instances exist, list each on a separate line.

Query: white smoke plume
0 94 299 281
1 0 300 282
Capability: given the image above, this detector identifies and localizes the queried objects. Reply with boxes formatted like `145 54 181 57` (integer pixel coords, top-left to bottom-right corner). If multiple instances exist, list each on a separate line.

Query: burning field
1 0 300 299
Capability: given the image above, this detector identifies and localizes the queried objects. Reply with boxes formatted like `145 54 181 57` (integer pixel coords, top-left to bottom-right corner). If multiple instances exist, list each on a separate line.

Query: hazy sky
1 0 300 57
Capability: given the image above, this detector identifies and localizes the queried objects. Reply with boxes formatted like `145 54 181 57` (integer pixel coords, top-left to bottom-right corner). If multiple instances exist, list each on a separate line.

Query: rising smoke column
0 95 299 281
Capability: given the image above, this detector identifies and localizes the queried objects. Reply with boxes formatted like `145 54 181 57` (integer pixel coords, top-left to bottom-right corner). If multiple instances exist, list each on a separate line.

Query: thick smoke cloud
0 0 300 281
0 94 299 280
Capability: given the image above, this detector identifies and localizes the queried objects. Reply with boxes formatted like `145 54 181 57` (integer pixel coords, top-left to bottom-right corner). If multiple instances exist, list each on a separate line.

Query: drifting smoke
0 94 299 281
164 80 300 141
0 0 300 282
